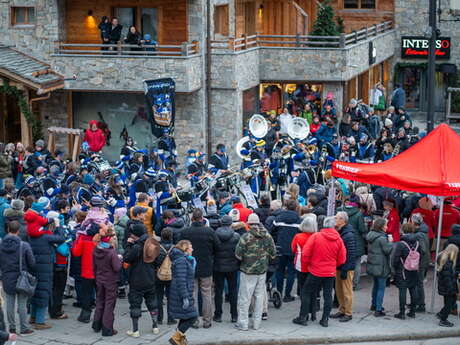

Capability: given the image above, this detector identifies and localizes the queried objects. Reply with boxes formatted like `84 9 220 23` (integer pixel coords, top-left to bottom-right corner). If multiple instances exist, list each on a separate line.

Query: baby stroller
266 246 282 309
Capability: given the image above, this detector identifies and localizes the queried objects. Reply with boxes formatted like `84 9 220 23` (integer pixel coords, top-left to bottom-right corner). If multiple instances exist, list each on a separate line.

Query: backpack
401 240 420 272
157 245 173 281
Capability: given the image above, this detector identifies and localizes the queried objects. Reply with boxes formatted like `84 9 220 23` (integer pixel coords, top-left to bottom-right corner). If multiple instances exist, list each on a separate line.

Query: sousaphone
287 117 310 140
248 114 269 139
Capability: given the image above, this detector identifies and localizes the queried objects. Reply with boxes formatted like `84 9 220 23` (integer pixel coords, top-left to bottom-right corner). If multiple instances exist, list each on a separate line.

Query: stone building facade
1 0 402 164
393 0 459 113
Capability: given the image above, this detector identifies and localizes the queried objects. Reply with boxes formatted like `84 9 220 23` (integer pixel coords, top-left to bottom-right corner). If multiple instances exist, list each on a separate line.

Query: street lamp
426 0 437 132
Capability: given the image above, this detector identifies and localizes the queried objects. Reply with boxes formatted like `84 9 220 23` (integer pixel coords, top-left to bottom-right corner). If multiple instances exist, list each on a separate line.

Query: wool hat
90 196 105 207
83 173 95 185
221 215 233 226
31 197 50 213
229 208 240 222
46 211 60 220
384 118 393 127
11 199 25 211
247 213 260 225
35 139 45 148
131 223 146 238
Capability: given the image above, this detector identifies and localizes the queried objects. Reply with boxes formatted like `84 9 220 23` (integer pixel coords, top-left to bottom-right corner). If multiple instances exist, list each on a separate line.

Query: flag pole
430 196 445 313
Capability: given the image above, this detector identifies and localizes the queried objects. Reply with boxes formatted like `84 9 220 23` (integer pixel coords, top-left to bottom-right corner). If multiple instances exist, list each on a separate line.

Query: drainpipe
205 0 212 155
29 92 51 108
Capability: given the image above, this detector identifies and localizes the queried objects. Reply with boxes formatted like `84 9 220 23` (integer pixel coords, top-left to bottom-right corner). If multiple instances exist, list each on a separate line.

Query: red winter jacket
24 210 51 238
291 232 314 273
72 235 96 279
411 207 436 239
385 208 400 242
83 121 106 152
434 204 460 238
233 203 253 223
301 228 346 277
310 123 321 135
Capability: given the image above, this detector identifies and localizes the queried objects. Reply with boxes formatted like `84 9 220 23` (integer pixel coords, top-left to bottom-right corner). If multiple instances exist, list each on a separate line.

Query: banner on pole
144 78 175 138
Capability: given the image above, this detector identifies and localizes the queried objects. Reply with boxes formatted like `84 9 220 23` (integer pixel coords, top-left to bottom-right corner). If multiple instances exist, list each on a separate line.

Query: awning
0 45 64 93
332 123 460 196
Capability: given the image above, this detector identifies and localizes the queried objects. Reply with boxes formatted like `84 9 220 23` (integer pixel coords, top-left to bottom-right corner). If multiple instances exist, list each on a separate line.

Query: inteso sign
401 37 451 59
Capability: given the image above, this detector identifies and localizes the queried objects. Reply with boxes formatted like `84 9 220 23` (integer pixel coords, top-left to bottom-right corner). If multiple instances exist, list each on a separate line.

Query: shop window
11 7 35 26
214 5 229 36
344 0 376 9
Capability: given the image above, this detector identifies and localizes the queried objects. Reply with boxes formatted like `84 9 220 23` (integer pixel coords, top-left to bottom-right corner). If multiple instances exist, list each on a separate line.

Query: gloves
182 298 190 309
340 270 348 280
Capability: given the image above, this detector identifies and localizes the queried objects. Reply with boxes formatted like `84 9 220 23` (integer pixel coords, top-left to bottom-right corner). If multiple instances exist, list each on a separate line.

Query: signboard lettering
401 36 451 59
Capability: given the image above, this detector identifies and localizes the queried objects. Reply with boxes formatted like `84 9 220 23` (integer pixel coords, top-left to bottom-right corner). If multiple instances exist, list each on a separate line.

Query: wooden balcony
211 21 393 51
49 41 202 93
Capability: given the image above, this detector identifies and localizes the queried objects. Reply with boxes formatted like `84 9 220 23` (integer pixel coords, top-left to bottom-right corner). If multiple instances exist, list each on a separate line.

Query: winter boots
102 326 118 336
169 330 187 345
77 309 92 323
92 320 102 332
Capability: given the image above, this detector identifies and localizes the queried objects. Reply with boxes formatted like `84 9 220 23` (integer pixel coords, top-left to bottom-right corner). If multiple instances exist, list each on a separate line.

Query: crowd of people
97 16 157 52
0 85 458 345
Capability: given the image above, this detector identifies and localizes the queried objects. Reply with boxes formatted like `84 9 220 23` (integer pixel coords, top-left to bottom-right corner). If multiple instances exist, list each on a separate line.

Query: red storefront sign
401 37 451 59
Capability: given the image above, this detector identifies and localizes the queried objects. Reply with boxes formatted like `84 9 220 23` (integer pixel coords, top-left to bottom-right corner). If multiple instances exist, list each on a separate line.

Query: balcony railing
211 21 393 51
53 41 200 57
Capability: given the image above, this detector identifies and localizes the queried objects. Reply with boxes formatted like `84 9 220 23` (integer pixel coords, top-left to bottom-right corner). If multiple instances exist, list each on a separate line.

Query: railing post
354 30 358 44
339 33 346 48
54 41 59 54
193 40 199 54
181 42 189 56
296 33 300 47
228 37 235 51
117 41 122 55
365 26 369 39
374 24 378 36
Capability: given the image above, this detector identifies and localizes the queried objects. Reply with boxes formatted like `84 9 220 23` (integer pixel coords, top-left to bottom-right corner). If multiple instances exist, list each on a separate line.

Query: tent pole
430 196 445 313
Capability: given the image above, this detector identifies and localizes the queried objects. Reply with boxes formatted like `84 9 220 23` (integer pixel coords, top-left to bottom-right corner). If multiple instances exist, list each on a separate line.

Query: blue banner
143 78 175 138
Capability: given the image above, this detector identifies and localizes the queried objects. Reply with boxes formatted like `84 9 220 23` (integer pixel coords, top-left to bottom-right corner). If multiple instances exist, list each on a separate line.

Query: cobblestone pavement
11 268 460 345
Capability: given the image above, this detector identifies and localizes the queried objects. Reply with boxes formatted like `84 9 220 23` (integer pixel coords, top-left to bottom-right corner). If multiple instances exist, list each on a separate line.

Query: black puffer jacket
437 259 458 296
213 225 240 272
170 218 186 244
271 210 302 255
338 223 357 272
0 234 35 294
29 228 65 307
180 222 220 278
255 206 270 226
445 225 460 273
206 213 221 231
392 233 422 289
265 208 283 234
123 234 156 290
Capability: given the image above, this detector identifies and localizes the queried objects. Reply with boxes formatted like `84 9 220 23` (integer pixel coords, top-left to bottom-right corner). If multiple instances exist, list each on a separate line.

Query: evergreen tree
310 1 340 37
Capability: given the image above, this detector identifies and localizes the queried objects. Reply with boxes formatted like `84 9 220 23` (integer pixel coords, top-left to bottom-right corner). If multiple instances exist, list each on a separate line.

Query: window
214 5 229 36
141 8 158 41
11 7 35 26
344 0 376 9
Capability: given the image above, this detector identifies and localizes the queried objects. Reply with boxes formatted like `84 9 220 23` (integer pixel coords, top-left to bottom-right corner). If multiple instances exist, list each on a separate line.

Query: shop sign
401 36 451 59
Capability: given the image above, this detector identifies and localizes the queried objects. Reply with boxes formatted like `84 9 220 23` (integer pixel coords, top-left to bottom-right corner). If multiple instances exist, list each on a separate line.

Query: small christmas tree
310 1 340 37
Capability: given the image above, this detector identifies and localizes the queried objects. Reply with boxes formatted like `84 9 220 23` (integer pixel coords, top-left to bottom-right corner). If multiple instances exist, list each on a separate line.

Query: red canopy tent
332 123 460 196
331 123 460 311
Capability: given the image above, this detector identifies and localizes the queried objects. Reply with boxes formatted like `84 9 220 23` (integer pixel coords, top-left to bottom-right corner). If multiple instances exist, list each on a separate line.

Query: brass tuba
248 114 269 139
287 117 310 140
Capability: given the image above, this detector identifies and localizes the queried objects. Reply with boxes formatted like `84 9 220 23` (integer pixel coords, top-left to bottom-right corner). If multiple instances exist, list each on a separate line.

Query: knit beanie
11 199 25 211
31 197 50 213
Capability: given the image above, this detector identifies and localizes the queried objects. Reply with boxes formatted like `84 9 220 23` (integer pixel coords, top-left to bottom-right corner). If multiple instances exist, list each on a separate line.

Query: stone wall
38 90 69 153
395 0 460 68
209 89 242 164
51 55 202 93
211 49 260 89
175 89 207 162
0 0 60 60
259 31 396 82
